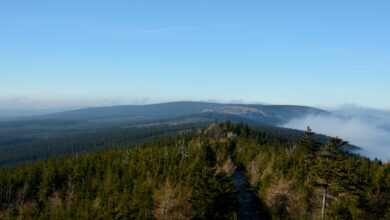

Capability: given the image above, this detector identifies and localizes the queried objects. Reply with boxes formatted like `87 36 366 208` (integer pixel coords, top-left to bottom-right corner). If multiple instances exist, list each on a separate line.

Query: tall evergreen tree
314 137 348 220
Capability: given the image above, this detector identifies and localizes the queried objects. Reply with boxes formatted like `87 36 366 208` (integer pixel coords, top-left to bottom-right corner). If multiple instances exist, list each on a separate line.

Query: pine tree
296 126 321 181
298 127 321 168
189 167 238 220
314 137 348 220
153 180 192 220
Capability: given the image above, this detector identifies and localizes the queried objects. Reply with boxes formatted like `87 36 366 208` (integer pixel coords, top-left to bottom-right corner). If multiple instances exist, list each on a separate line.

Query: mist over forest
284 105 390 162
2 0 390 219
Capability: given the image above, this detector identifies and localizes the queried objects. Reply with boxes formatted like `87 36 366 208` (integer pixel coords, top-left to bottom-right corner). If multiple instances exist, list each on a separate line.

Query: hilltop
0 101 329 137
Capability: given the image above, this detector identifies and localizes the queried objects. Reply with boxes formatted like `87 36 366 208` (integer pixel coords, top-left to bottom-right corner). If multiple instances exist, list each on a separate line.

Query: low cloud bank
283 105 390 162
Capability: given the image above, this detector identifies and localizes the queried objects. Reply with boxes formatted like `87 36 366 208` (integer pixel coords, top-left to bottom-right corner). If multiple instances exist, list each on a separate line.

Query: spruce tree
296 126 321 176
315 137 348 220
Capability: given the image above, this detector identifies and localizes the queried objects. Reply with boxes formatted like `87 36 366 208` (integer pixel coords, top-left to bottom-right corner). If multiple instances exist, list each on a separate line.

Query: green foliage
189 168 238 220
0 122 389 219
0 126 239 219
232 123 390 219
0 123 208 167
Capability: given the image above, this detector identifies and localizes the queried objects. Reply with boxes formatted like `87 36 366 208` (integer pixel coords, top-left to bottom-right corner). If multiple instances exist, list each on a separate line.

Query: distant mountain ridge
0 103 361 168
29 101 329 122
0 101 330 137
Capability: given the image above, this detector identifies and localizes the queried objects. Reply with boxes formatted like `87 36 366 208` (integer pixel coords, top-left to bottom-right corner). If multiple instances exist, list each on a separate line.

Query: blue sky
1 0 389 109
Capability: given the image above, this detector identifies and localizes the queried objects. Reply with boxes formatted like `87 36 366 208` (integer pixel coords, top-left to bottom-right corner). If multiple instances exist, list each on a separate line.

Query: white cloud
283 109 390 162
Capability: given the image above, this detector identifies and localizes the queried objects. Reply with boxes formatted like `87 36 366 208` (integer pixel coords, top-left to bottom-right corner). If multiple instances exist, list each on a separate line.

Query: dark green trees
189 145 238 219
314 137 348 220
1 122 390 219
0 124 240 219
231 122 390 219
189 168 238 220
296 127 321 170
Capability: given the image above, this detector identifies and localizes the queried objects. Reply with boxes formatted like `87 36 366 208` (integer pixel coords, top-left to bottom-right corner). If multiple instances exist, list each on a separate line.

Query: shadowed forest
1 122 389 219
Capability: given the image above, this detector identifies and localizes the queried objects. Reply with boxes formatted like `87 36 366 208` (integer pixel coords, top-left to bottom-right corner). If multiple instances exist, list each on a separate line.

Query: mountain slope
0 101 329 137
0 122 387 219
31 101 329 123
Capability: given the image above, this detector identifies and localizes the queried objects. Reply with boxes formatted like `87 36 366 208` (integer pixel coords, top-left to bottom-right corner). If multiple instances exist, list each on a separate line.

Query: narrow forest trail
228 136 267 220
232 170 267 220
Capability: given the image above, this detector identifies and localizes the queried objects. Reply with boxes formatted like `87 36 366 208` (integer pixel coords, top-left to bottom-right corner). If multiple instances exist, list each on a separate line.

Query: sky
1 0 389 109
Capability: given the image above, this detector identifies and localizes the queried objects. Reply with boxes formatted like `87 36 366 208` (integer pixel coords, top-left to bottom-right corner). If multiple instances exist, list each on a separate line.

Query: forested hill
0 120 360 168
0 101 329 137
0 122 209 167
6 101 327 122
1 122 389 219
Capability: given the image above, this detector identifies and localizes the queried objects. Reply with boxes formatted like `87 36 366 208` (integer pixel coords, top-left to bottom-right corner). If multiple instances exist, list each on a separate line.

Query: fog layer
283 105 390 162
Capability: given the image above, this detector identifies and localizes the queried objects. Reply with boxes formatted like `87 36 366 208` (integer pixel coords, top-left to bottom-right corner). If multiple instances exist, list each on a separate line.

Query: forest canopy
0 122 389 219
